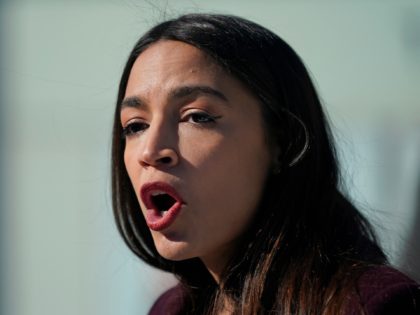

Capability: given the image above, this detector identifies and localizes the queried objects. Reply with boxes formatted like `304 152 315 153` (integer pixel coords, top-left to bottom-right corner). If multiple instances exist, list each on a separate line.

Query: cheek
178 128 226 167
123 148 132 177
183 126 270 183
123 143 140 188
183 129 271 234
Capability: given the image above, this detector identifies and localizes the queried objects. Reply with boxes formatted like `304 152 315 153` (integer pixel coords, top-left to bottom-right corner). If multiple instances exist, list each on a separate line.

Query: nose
138 121 179 169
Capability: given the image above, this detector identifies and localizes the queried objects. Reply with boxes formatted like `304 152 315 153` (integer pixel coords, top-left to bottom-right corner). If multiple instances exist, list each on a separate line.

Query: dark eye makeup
121 111 222 139
186 112 221 124
122 121 149 138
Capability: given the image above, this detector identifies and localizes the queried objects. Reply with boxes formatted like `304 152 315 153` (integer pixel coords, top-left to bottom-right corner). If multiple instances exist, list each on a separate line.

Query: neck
200 241 238 284
200 253 227 284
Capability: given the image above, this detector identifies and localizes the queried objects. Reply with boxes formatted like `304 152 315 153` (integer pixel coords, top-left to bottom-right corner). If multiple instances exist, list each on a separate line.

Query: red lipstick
140 182 184 231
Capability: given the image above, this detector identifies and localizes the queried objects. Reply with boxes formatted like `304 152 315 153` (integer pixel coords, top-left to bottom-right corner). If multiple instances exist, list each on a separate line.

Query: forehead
122 39 264 123
138 40 217 69
125 40 222 97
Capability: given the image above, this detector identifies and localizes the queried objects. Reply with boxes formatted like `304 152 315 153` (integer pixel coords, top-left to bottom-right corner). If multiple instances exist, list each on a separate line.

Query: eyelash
121 121 148 138
121 112 220 138
186 112 219 124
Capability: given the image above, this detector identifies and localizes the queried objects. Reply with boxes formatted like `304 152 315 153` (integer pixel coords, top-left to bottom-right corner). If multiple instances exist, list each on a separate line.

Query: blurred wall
1 1 419 314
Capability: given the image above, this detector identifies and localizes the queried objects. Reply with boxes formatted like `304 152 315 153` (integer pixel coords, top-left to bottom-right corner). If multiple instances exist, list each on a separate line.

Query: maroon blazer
149 266 420 314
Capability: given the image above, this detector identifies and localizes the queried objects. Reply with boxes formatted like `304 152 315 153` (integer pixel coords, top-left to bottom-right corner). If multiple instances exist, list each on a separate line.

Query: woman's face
121 40 272 276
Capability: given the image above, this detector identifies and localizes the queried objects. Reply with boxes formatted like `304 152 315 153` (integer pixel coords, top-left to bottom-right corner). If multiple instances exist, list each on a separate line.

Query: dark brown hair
112 13 386 314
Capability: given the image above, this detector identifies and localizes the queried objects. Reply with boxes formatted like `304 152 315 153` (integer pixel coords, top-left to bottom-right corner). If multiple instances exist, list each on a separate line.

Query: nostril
140 148 178 167
159 157 172 164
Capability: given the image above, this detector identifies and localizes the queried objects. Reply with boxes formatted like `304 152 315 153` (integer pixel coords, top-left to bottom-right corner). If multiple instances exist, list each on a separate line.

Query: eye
122 121 149 138
185 112 220 124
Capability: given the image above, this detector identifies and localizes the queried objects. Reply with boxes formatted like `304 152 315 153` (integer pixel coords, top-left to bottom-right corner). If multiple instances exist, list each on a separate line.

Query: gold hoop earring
283 111 310 167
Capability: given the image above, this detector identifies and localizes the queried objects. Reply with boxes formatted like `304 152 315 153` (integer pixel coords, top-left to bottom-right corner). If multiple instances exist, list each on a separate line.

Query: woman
112 14 419 314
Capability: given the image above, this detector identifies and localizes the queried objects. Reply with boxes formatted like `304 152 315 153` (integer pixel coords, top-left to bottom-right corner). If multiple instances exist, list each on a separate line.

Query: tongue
152 194 176 212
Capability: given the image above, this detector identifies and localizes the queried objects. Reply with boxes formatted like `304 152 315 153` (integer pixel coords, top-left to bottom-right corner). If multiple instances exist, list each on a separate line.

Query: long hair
112 13 386 314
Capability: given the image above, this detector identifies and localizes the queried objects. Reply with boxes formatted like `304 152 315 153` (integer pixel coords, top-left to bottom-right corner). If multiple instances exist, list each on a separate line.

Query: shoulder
148 283 186 315
346 265 420 315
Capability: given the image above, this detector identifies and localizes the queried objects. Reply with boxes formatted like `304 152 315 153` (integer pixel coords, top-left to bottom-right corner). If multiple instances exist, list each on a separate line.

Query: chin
152 232 196 261
155 244 196 261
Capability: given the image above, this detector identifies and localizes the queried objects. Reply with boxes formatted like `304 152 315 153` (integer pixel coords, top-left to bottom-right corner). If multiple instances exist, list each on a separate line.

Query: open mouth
151 192 177 215
140 182 185 230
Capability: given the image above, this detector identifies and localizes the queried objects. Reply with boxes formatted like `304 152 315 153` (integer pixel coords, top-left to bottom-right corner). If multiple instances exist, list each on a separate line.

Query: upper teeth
151 191 166 196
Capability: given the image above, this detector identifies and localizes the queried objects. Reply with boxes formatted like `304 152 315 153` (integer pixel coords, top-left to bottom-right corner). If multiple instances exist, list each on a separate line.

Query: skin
121 40 272 282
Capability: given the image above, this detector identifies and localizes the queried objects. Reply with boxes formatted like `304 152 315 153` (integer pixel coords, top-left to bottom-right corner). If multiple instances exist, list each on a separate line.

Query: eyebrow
120 85 229 110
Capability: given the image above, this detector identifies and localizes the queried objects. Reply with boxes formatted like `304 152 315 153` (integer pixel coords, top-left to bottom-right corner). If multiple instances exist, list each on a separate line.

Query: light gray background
1 1 419 314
